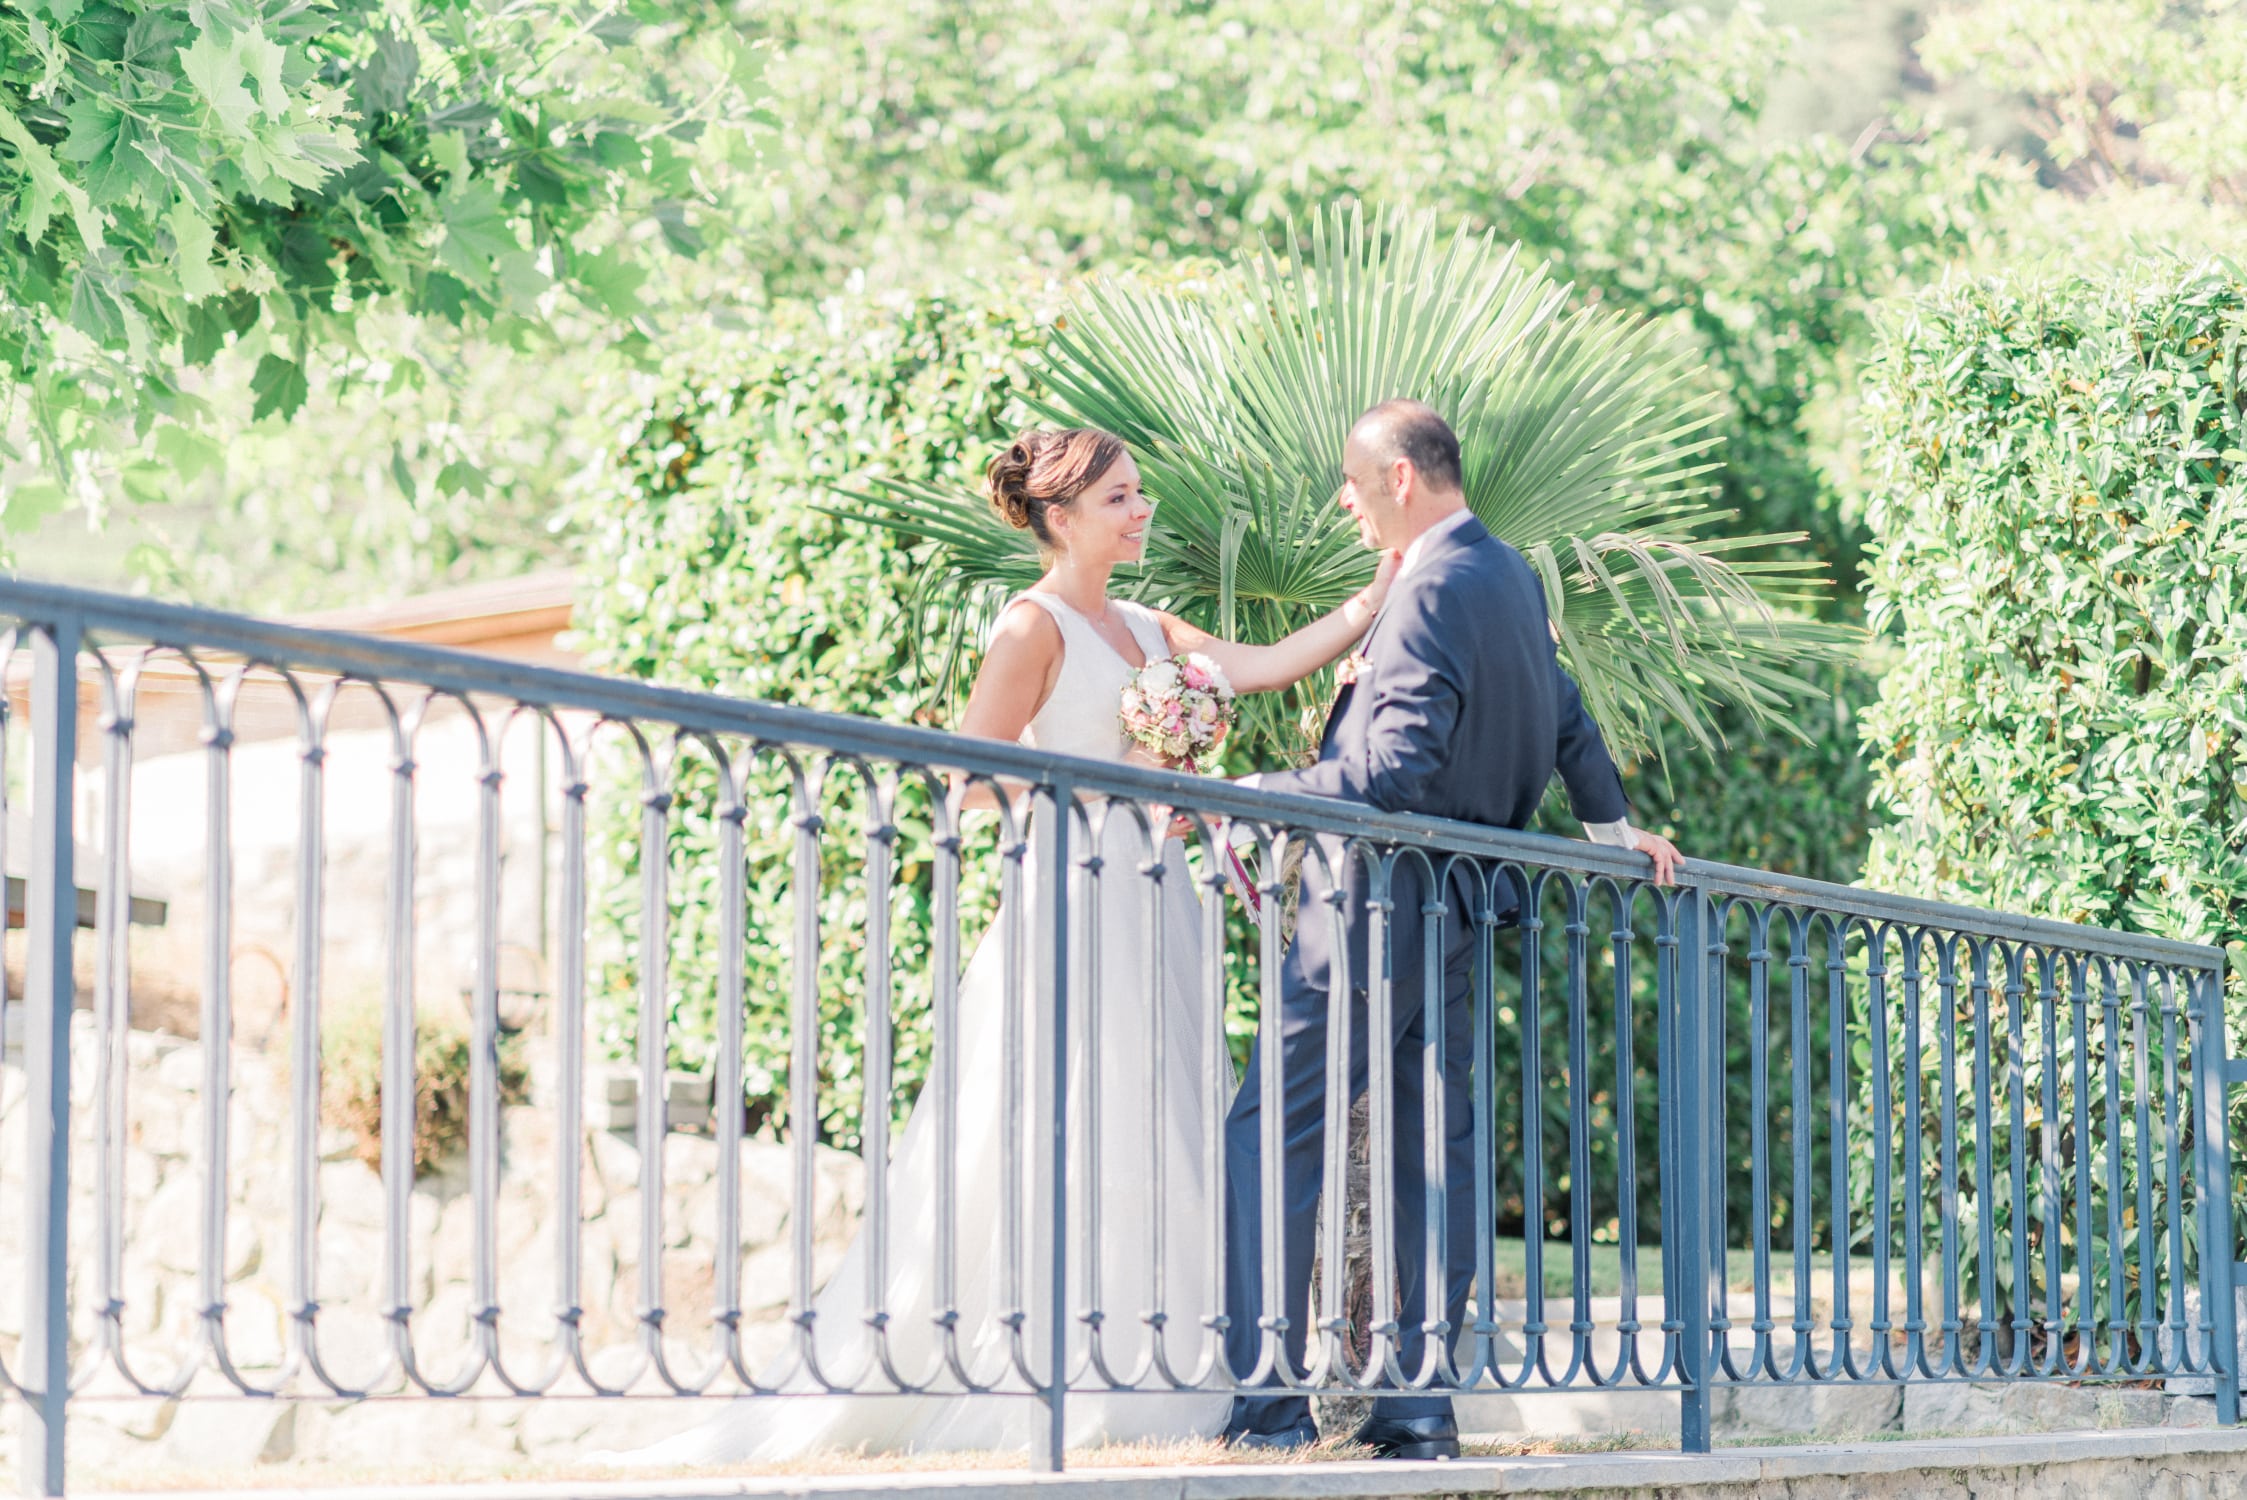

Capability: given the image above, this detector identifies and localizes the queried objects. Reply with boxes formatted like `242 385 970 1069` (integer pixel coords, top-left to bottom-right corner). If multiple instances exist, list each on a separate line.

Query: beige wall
73 701 587 1041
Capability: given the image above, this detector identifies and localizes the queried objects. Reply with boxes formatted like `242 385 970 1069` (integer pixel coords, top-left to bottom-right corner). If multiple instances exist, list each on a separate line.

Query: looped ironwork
0 574 2233 1482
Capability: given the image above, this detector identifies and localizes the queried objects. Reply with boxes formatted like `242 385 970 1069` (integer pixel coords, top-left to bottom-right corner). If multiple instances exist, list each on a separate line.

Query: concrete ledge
73 1425 2247 1500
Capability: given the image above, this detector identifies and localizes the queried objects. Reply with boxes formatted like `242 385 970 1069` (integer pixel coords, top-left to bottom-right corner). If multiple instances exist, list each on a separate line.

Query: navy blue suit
1222 513 1629 1429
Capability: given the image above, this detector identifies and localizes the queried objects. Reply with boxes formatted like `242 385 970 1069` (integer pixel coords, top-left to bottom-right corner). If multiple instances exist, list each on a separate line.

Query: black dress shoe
1347 1412 1460 1460
1223 1415 1320 1452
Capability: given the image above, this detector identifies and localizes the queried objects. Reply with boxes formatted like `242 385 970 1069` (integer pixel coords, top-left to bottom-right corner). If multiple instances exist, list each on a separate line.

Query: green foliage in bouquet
862 207 1855 770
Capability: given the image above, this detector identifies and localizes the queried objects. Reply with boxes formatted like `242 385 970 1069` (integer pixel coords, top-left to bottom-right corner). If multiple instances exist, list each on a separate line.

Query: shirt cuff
1582 818 1641 851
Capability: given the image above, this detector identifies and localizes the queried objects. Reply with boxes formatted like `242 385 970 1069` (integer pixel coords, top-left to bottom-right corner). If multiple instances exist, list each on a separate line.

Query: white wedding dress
629 593 1233 1462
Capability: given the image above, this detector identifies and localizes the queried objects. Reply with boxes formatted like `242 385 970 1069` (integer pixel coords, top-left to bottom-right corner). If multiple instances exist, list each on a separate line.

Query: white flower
1140 660 1182 697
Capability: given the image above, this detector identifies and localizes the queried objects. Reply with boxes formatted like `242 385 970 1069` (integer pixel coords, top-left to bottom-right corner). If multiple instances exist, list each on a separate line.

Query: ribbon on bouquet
1216 777 1268 929
1223 831 1263 929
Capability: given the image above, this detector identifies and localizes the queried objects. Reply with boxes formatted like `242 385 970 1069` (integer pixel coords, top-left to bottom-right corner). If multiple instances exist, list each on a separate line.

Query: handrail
0 576 2216 969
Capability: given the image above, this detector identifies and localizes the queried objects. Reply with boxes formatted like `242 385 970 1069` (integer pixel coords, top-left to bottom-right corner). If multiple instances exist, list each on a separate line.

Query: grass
1491 1238 1877 1301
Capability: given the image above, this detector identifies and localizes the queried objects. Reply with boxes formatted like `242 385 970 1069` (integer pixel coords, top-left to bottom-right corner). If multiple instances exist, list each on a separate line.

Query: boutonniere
1337 651 1369 687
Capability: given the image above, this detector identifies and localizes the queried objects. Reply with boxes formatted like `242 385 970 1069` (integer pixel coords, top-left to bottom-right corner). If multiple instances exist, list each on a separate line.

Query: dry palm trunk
1276 834 1381 1431
1310 1095 1379 1434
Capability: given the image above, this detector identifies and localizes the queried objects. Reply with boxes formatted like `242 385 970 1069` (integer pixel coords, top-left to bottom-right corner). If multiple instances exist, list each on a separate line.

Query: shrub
1628 661 1880 889
572 284 1057 1147
1844 262 2247 1310
1858 262 2247 989
321 998 530 1179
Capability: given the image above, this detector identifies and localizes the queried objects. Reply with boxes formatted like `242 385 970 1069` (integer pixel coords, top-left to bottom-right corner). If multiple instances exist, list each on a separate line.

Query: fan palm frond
857 203 1854 766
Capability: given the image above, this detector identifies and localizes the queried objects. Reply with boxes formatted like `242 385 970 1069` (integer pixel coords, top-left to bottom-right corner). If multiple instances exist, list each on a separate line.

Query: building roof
9 569 586 760
287 569 581 666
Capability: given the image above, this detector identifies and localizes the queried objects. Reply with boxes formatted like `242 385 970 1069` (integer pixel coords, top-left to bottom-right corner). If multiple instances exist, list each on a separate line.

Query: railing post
21 616 80 1498
1034 775 1072 1473
1673 885 1714 1453
2195 960 2239 1423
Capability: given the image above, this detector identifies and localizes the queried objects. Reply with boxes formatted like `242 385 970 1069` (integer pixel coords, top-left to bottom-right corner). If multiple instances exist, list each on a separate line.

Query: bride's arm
950 602 1064 810
1156 549 1401 694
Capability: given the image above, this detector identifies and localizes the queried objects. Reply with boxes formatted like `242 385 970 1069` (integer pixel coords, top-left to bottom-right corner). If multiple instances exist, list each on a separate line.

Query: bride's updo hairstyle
985 427 1126 550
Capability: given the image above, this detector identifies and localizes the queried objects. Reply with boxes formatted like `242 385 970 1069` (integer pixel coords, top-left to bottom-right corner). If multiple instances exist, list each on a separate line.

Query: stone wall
0 1015 862 1472
87 707 570 1041
6 1014 2245 1479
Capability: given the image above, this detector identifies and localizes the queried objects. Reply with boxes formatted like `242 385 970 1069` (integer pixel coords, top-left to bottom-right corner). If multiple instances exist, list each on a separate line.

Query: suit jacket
1259 513 1629 1004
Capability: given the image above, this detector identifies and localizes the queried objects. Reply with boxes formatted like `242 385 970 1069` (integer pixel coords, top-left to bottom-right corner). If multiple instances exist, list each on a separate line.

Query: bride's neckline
1030 589 1149 672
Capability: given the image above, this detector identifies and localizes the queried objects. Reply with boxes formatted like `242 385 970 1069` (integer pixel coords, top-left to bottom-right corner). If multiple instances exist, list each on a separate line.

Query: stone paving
57 1427 2247 1500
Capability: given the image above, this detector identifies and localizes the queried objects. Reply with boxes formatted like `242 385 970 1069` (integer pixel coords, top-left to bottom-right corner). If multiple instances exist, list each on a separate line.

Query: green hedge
1624 661 1878 889
1850 262 2245 1303
1859 262 2247 987
572 285 1054 1146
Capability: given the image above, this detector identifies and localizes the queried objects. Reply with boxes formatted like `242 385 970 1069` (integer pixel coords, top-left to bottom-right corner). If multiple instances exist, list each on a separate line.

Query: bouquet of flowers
1119 653 1237 773
1120 654 1264 924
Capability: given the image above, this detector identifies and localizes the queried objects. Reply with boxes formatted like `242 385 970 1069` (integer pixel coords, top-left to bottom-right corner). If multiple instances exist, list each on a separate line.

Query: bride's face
1050 453 1151 567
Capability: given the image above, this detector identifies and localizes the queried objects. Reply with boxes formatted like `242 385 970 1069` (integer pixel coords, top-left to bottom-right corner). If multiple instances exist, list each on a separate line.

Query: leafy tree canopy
736 0 2010 598
24 0 2012 610
0 0 765 530
1922 0 2247 207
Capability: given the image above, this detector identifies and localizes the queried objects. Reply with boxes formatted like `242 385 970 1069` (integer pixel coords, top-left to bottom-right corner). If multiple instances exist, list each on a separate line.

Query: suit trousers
1220 863 1485 1433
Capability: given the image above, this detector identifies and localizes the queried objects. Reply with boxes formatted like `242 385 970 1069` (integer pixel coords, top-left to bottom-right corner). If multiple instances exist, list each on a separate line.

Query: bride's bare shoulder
957 596 1068 739
1136 604 1206 655
989 594 1065 658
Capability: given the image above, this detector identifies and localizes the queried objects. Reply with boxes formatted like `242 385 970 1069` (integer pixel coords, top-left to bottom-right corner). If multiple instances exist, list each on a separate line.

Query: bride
629 427 1395 1462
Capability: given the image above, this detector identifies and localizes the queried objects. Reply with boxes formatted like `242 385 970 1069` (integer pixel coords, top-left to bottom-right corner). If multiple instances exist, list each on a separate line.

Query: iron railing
0 577 2237 1495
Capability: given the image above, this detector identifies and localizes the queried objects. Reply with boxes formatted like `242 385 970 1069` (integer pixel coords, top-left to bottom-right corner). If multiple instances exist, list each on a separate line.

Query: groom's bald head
1339 398 1469 552
1350 399 1464 497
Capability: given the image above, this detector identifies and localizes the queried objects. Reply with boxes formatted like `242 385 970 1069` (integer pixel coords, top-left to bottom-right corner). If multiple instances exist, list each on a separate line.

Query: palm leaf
855 203 1854 767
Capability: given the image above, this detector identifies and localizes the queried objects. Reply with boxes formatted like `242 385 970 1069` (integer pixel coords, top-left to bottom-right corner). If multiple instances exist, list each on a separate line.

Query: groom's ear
1390 454 1417 502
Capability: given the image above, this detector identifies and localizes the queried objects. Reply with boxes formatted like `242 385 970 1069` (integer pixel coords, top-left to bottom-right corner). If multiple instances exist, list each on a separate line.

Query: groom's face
1338 434 1407 551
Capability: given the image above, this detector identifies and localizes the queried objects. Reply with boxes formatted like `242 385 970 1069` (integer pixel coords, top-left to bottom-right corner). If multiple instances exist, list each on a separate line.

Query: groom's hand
1636 829 1683 887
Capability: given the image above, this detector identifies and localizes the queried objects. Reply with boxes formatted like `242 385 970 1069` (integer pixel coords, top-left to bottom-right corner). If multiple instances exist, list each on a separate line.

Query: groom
1220 399 1682 1459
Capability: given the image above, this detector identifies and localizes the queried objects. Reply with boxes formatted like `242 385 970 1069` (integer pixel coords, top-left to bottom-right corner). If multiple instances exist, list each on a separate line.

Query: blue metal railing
0 577 2235 1494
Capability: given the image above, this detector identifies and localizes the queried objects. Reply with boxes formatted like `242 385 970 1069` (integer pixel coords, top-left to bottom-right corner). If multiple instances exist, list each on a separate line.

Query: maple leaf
180 29 257 139
250 353 308 420
168 201 223 299
0 102 106 249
